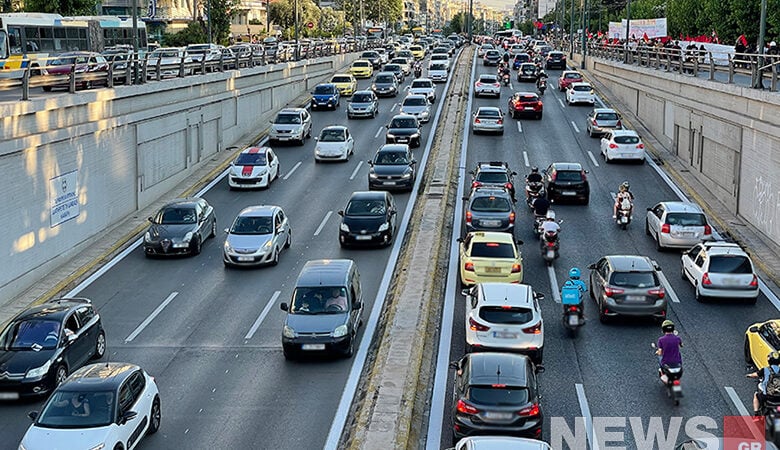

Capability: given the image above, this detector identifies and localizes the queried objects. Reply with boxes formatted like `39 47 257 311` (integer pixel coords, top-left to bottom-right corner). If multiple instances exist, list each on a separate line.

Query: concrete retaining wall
0 54 354 303
580 57 780 246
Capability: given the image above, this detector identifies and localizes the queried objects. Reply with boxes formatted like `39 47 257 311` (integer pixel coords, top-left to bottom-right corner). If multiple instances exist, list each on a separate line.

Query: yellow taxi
330 73 358 96
409 45 426 60
458 231 523 287
745 319 780 369
349 60 374 78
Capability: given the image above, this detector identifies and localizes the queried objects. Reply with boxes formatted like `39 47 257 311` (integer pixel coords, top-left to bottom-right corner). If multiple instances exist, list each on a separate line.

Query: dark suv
385 114 422 148
588 255 667 323
464 187 516 234
0 298 106 398
543 162 590 204
451 352 544 442
470 161 518 202
545 51 567 69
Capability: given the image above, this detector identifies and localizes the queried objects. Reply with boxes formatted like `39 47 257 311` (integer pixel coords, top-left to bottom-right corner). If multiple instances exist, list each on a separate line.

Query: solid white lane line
760 279 780 311
657 271 681 303
587 151 600 167
313 211 332 236
575 383 602 450
125 292 179 342
725 386 751 416
391 102 398 111
374 126 384 139
517 122 523 133
244 290 282 340
509 81 514 90
571 121 581 133
558 98 566 109
283 161 302 180
548 266 562 303
523 151 530 167
349 161 364 180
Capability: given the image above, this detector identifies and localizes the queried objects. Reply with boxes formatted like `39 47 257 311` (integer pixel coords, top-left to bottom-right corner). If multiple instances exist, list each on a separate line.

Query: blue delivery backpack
561 283 582 306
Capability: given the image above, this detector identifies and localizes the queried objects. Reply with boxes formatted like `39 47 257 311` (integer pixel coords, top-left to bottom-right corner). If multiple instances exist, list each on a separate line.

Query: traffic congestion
1 28 779 450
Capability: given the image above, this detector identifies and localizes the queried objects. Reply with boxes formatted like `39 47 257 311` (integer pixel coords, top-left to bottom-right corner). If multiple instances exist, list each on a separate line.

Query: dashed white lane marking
571 121 580 133
125 292 179 342
391 102 398 111
244 290 282 340
313 211 333 236
517 122 523 133
558 98 566 108
523 151 530 167
548 266 561 303
725 386 751 416
283 161 302 180
587 150 600 167
349 161 364 180
575 383 602 450
657 271 681 303
374 126 384 138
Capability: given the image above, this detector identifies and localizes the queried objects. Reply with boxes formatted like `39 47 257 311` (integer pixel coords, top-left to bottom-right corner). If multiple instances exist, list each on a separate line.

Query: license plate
625 295 645 301
493 331 518 339
568 315 580 326
301 344 325 351
678 231 694 237
524 107 535 110
355 235 372 240
485 266 501 274
0 392 19 400
237 256 254 262
484 412 513 420
397 139 408 143
277 137 290 141
481 220 501 227
383 181 396 185
562 191 576 196
722 278 741 286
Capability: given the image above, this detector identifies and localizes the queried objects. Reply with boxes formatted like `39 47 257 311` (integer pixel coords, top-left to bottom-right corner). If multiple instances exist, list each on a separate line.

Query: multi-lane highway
0 53 454 449
428 53 780 448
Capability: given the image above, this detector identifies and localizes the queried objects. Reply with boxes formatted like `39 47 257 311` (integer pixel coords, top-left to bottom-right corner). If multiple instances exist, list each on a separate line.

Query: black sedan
338 191 397 247
143 198 217 257
0 298 105 399
368 144 416 191
385 114 422 148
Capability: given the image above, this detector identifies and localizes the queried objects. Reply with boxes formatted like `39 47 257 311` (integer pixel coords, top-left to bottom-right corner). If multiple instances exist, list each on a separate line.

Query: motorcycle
652 343 683 406
540 229 560 265
561 285 584 337
616 198 632 230
414 66 422 79
502 72 510 86
525 182 545 210
537 79 547 95
532 213 546 236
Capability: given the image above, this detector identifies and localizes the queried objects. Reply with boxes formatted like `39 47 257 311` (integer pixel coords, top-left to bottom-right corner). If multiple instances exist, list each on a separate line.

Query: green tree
203 0 241 44
364 0 403 25
162 22 209 46
270 0 322 39
23 0 98 14
445 12 464 35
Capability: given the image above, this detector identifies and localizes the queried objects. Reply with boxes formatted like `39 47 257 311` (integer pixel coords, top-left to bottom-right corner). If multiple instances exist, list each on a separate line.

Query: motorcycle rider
561 267 587 318
613 181 635 219
536 69 549 89
502 51 510 65
747 352 780 416
500 64 511 84
413 60 422 78
655 320 683 383
525 166 544 199
539 210 560 241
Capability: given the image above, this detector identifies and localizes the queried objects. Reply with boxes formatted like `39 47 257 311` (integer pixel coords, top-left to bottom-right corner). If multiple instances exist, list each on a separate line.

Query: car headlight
371 84 377 90
223 241 233 253
369 172 378 179
315 146 322 154
340 222 350 232
182 232 193 243
283 325 296 338
19 443 27 450
258 169 267 177
262 240 273 250
144 231 152 242
386 133 395 138
332 324 349 338
411 133 420 139
401 171 412 179
378 222 389 232
25 360 51 380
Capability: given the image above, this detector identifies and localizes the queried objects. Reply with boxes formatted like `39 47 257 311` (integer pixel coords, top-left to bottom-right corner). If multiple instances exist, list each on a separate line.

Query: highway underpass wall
578 56 780 248
0 54 354 303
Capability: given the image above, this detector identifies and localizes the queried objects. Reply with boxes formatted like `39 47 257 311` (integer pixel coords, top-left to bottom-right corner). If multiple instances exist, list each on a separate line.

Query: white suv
681 242 759 303
462 283 545 362
269 108 312 146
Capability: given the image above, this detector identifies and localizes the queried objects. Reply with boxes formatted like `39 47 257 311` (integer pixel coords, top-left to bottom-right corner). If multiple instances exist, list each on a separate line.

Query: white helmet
771 41 777 47
546 210 556 220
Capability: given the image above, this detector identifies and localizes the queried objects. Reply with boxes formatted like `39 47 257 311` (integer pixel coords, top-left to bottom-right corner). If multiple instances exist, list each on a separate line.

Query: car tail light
457 399 480 415
513 101 521 108
464 262 475 272
702 273 712 286
605 286 624 297
750 274 758 287
592 119 598 126
637 143 645 149
661 223 671 234
537 101 543 107
581 170 587 181
518 404 540 417
609 143 618 149
476 82 483 87
703 224 712 235
497 118 503 124
505 182 513 190
648 288 665 298
550 172 557 181
511 263 522 273
617 120 623 128
561 56 566 60
472 181 482 189
493 83 500 87
469 317 490 332
475 118 481 123
522 322 541 334
509 212 515 224
466 211 472 224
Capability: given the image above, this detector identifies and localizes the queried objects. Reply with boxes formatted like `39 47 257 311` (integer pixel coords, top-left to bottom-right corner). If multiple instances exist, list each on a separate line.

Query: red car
508 92 543 120
42 52 109 92
558 70 583 91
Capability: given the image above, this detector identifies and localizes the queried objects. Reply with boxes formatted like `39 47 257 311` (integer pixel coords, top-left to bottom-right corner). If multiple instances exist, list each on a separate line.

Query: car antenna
496 364 502 384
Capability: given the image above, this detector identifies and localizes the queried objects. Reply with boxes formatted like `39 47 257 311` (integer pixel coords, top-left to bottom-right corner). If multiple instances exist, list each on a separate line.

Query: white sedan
20 363 160 450
314 125 355 162
474 74 501 98
600 129 645 163
565 82 596 105
228 146 280 189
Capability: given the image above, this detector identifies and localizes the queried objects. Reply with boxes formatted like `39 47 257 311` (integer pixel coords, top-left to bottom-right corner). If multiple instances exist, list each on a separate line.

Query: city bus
0 13 147 71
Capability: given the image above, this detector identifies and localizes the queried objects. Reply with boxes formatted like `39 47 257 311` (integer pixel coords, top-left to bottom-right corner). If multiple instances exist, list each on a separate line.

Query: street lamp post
753 0 768 88
207 0 213 44
131 0 138 82
568 0 574 58
580 0 587 68
266 0 270 34
624 0 631 63
294 0 299 59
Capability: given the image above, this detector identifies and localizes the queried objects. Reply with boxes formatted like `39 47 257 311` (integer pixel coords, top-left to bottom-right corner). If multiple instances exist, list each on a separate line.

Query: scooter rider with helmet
561 267 587 319
747 352 780 416
656 320 683 383
614 181 635 219
525 166 544 201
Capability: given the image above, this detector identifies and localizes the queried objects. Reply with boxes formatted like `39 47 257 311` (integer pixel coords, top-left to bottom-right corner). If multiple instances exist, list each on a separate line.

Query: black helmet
531 166 539 173
770 352 780 366
661 320 675 333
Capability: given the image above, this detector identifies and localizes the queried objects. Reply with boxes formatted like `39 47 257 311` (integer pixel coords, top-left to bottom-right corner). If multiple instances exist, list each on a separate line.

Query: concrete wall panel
740 129 780 240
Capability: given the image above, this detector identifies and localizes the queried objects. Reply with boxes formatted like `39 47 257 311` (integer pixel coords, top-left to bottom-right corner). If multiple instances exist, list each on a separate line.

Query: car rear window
430 64 446 70
665 213 706 226
235 153 267 165
614 135 640 144
709 255 753 274
411 80 432 88
595 112 619 121
476 172 509 183
477 109 501 118
554 170 583 182
479 306 533 324
353 61 370 67
470 242 515 258
471 196 511 212
610 271 658 288
469 386 529 406
573 85 592 92
518 95 538 102
479 76 497 83
331 76 351 83
564 73 581 79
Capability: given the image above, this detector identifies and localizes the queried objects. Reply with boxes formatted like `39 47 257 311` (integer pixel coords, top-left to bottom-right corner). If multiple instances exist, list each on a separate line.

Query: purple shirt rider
657 333 683 366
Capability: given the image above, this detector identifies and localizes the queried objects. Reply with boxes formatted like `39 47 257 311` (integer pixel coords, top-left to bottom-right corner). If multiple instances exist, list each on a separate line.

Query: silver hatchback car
472 106 505 135
588 255 667 323
223 205 291 267
645 201 714 250
586 108 622 137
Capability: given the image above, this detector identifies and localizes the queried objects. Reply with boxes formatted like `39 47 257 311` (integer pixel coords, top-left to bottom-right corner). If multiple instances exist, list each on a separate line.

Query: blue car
311 83 341 110
512 53 531 70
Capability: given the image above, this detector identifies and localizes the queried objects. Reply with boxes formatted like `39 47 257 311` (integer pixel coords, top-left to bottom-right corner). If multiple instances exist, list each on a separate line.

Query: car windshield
37 391 115 429
469 386 529 406
391 118 417 128
564 73 581 79
230 216 272 235
274 114 300 125
595 112 619 121
51 56 80 66
573 85 592 92
610 271 658 288
479 76 496 83
554 170 583 182
376 75 395 83
375 151 409 165
486 51 499 57
411 81 432 88
314 85 335 94
518 95 538 102
352 93 373 102
319 129 345 142
403 97 427 106
353 61 370 67
346 199 386 216
614 135 640 144
470 242 515 258
470 196 511 212
514 54 527 61
157 207 197 224
0 319 60 350
430 64 446 70
290 287 348 314
477 109 501 118
234 152 267 166
476 172 508 183
666 212 706 226
709 255 753 274
479 307 534 324
521 66 536 73
361 52 376 58
432 55 447 60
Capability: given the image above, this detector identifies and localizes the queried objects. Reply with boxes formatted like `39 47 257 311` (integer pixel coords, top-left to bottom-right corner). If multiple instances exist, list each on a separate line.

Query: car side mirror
584 170 590 174
652 260 661 271
280 302 289 311
461 196 470 201
646 207 653 211
385 124 389 129
338 210 345 216
367 160 373 166
461 288 470 297
750 326 760 333
516 240 523 245
314 137 319 141
224 228 229 234
449 360 461 370
534 292 545 301
28 411 38 421
410 159 417 165
535 364 545 374
511 171 517 175
147 217 154 223
456 237 464 243
354 301 363 309
120 410 138 425
67 333 77 343
587 263 596 270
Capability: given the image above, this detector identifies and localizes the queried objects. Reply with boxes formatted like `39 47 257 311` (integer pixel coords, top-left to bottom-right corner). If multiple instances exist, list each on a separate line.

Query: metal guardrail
563 41 779 92
0 40 381 100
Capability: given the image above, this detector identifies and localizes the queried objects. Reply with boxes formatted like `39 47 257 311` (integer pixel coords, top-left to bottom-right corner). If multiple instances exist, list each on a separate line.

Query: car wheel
599 309 609 324
746 296 758 305
582 196 590 205
270 248 279 266
283 348 296 360
285 233 291 249
147 396 161 434
209 221 217 239
113 444 124 450
347 114 352 120
55 365 68 387
343 336 355 358
93 331 106 360
655 232 663 252
537 113 542 120
645 219 651 236
745 337 754 365
306 127 311 138
695 286 705 303
298 137 305 146
680 265 687 281
588 127 594 137
192 237 202 255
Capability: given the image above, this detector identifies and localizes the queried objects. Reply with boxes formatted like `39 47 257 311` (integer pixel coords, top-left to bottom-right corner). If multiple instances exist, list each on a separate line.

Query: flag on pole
642 32 649 42
738 34 748 46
